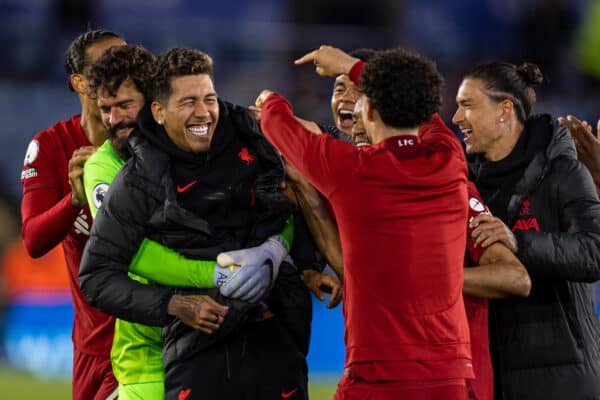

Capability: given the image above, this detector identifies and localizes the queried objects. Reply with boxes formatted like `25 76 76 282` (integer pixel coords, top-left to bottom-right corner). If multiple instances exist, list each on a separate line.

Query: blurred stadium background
2 0 600 398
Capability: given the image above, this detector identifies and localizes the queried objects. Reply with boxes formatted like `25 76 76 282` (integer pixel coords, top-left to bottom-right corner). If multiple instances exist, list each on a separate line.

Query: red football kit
261 93 473 399
321 118 494 399
20 115 116 400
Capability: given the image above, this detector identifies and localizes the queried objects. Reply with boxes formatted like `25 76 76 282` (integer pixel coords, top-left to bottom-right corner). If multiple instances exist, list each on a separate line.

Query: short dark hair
87 44 157 100
465 62 543 124
152 48 213 103
64 29 123 91
361 48 443 128
349 48 378 63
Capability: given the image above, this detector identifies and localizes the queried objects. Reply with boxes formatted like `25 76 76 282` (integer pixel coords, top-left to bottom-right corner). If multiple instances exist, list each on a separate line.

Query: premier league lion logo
92 183 110 210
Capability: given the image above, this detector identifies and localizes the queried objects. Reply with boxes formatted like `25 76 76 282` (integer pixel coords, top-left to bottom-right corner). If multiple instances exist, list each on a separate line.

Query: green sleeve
83 141 216 288
133 215 293 286
129 239 216 288
83 141 123 219
278 215 294 251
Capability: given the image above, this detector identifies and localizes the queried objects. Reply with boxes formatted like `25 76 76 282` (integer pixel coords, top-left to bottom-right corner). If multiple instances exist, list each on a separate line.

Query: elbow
21 233 46 259
78 265 100 308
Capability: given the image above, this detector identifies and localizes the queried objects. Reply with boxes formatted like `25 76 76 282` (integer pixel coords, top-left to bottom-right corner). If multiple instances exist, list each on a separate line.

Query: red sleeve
418 114 457 140
466 181 491 264
349 60 366 86
20 134 80 258
261 93 356 198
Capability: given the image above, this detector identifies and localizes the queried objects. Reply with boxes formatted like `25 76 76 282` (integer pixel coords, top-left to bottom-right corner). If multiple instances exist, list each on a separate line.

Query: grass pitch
0 364 337 399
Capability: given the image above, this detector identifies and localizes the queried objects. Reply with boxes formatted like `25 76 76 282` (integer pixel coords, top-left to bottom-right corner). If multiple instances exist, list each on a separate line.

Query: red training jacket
261 94 473 381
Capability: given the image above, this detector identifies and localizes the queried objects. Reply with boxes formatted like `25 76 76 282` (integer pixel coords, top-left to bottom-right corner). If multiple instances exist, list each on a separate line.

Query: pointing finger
294 49 319 65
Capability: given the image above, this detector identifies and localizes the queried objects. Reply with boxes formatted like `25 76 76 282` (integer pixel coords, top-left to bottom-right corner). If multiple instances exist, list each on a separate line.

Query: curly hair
86 44 157 100
349 48 378 63
465 62 543 124
152 48 213 103
64 29 123 91
360 48 443 128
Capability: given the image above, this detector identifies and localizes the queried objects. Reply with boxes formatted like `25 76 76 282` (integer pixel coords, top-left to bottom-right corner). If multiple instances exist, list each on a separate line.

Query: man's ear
70 74 87 95
151 101 165 125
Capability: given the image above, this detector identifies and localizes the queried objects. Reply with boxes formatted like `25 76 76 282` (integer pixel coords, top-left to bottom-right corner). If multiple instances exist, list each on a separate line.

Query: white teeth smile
339 110 353 116
461 128 472 135
356 142 369 148
188 125 208 136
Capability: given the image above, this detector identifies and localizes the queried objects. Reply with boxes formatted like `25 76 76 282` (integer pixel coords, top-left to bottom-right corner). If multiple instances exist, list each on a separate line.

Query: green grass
0 365 71 399
309 380 337 399
0 365 337 399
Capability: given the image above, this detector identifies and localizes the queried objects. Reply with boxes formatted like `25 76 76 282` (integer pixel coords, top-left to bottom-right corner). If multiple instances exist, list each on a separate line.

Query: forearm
294 116 322 134
21 192 80 258
294 181 343 279
130 238 216 288
261 93 346 197
463 263 530 299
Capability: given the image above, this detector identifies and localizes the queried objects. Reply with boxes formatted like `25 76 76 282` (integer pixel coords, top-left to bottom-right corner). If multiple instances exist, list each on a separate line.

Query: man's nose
109 108 123 126
341 88 359 102
193 101 209 117
451 108 463 125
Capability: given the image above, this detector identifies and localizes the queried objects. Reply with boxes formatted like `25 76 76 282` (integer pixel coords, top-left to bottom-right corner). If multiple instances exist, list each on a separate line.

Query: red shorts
73 349 118 400
334 374 468 400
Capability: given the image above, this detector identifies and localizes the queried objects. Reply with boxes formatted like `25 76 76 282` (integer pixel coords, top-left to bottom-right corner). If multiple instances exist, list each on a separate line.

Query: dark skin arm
558 115 600 191
302 269 343 308
463 242 531 299
284 161 344 280
167 294 229 335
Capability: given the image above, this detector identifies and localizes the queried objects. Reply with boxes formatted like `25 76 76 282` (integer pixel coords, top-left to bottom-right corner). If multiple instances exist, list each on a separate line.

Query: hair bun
517 63 543 85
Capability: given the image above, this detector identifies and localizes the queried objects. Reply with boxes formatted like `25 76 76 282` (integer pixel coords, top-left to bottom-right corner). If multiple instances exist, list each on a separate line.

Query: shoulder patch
23 140 39 165
469 197 485 212
92 183 110 210
21 167 38 180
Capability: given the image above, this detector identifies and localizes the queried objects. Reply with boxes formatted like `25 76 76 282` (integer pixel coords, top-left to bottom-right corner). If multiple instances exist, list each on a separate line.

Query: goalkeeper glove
215 235 288 302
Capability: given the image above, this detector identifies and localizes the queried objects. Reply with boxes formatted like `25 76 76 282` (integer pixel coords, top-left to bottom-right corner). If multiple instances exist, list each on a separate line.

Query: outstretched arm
559 115 600 191
294 45 360 78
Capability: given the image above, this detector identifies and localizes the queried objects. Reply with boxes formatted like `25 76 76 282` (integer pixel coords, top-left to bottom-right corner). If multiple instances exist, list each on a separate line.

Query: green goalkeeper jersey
83 140 293 385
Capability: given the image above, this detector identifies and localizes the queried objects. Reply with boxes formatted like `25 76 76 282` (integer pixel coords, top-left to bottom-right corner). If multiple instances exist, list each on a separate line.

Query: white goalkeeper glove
215 235 288 302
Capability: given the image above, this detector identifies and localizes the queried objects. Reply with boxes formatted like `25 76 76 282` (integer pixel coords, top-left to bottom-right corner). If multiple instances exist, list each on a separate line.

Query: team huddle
19 29 600 400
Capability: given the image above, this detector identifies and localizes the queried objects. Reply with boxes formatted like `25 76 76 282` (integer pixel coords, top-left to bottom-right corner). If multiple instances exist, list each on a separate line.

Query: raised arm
258 91 356 198
21 137 95 257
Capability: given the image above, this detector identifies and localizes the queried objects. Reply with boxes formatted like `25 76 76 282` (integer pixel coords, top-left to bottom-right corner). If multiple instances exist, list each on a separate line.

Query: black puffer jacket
79 100 295 327
469 115 600 400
